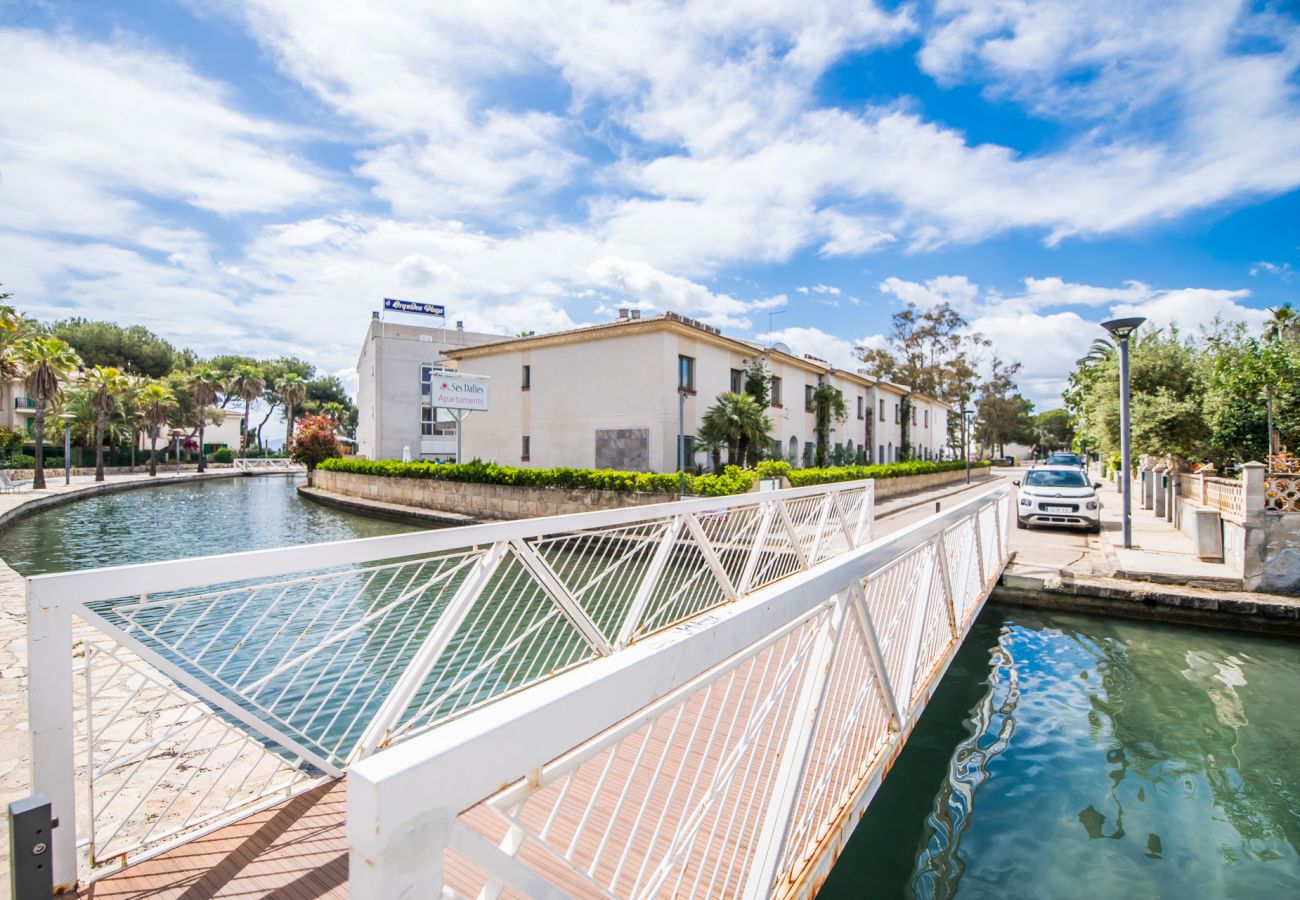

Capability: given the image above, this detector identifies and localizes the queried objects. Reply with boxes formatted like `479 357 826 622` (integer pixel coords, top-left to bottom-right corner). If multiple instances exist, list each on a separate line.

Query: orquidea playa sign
434 372 490 412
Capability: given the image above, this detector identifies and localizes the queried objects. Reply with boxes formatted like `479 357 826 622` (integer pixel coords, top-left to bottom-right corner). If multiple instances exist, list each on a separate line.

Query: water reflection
818 608 1300 899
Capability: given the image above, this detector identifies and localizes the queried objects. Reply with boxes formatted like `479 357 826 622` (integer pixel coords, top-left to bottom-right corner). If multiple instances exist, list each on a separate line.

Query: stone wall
315 465 991 522
4 463 230 481
313 468 677 520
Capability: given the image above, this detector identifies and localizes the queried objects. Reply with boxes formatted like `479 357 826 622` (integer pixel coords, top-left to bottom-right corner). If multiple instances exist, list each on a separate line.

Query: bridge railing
26 478 875 886
348 484 1012 899
232 457 304 471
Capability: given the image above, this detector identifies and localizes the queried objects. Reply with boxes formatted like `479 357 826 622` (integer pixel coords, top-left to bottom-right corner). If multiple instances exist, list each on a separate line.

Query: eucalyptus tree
188 366 222 472
138 382 175 477
229 365 265 457
14 337 82 489
84 365 126 481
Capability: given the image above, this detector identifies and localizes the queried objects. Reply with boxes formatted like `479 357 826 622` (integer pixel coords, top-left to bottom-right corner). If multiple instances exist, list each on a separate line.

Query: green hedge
319 457 986 496
785 459 991 488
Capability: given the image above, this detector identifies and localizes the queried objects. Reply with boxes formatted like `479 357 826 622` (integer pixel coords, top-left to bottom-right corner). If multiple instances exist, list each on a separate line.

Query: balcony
14 396 37 410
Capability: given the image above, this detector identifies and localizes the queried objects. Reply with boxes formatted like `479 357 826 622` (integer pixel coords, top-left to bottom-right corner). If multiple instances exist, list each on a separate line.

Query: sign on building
384 297 446 318
433 372 490 411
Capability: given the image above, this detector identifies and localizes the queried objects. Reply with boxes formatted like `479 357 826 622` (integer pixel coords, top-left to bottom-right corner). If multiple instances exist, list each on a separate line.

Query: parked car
1045 452 1085 469
1014 465 1104 532
993 455 1017 467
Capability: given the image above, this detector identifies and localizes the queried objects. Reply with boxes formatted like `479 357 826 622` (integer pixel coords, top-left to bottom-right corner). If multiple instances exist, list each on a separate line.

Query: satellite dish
771 342 792 355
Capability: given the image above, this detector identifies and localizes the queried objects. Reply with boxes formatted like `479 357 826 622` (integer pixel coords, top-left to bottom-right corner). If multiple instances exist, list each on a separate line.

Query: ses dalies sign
434 372 490 412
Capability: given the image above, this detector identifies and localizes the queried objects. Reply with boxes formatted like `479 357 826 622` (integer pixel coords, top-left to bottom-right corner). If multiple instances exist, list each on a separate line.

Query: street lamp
962 406 974 484
170 429 184 475
59 412 75 485
1102 316 1145 549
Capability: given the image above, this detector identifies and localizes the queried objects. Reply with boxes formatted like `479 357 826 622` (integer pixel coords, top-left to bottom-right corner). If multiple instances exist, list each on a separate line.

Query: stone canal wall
312 468 677 520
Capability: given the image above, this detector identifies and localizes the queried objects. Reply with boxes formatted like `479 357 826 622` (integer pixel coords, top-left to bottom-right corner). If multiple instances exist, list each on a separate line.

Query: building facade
355 315 510 460
414 312 952 471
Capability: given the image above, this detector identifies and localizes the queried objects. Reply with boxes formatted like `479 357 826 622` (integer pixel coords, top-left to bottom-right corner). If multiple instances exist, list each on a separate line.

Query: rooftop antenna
767 309 786 348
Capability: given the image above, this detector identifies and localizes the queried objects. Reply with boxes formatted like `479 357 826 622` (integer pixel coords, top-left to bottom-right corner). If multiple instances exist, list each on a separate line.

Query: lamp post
59 412 75 485
961 404 973 484
170 430 184 475
1102 317 1145 549
677 388 687 497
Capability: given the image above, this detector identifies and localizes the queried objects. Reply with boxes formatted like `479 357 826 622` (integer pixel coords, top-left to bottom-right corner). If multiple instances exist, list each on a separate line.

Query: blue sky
2 1 1299 408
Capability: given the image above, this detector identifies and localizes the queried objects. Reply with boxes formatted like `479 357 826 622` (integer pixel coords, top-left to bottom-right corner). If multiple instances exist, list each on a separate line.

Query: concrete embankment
994 564 1300 636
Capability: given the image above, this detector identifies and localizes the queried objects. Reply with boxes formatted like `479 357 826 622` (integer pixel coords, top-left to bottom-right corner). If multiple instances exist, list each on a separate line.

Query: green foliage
50 318 177 378
975 354 1035 455
1034 408 1074 454
0 454 34 469
811 383 847 467
785 459 990 488
741 358 771 407
755 460 791 479
212 447 235 464
700 392 771 468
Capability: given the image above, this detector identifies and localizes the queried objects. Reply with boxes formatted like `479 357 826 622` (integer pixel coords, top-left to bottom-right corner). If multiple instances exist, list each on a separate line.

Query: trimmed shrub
0 454 34 470
785 459 992 488
212 447 235 464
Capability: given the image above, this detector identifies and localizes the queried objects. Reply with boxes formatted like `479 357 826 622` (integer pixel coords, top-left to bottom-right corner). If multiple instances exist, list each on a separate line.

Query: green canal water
0 474 414 575
820 607 1300 899
2 479 1296 896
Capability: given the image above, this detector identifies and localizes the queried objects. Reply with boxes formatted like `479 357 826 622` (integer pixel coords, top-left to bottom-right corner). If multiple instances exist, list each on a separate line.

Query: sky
2 0 1299 410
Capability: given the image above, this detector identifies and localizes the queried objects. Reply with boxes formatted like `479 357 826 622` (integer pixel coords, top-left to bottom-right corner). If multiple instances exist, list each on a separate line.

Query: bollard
9 795 55 899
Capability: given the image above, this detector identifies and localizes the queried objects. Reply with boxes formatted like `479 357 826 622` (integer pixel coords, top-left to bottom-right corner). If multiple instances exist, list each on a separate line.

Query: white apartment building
417 312 951 471
355 314 511 460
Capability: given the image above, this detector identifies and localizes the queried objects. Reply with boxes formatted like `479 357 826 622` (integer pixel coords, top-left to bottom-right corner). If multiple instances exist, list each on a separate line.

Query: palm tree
188 366 222 473
694 425 729 475
14 337 81 489
139 382 175 477
1264 304 1299 343
278 372 308 450
700 392 771 468
84 366 125 482
229 365 265 457
1078 337 1115 366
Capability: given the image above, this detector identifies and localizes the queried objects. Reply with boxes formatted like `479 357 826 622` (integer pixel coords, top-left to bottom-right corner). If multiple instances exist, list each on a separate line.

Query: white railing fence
26 478 875 886
348 485 1013 900
233 457 305 471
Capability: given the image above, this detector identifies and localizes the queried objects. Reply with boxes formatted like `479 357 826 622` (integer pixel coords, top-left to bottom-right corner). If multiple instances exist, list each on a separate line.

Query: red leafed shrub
290 414 343 476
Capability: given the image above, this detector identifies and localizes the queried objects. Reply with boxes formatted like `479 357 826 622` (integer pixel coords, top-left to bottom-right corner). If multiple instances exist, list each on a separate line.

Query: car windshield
1048 454 1081 465
1024 470 1089 488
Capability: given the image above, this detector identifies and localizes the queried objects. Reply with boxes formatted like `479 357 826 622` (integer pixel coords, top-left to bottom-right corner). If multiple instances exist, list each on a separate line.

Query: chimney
618 308 630 320
630 309 641 320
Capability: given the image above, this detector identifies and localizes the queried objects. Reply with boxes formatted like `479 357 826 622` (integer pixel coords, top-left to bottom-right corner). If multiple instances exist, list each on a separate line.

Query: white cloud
586 257 781 329
879 275 981 313
0 28 324 237
765 326 868 370
1250 261 1295 281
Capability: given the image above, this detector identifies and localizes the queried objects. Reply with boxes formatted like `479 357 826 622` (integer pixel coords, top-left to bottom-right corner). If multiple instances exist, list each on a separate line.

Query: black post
9 795 54 899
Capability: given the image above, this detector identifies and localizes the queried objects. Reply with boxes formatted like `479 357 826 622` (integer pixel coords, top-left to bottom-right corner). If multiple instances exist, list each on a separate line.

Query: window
420 364 433 397
879 398 885 421
678 355 695 392
421 404 433 436
894 403 900 424
805 385 816 412
878 444 884 464
857 396 864 419
521 435 531 460
521 365 531 390
924 409 930 428
911 405 917 425
771 376 783 407
730 368 744 394
677 434 696 470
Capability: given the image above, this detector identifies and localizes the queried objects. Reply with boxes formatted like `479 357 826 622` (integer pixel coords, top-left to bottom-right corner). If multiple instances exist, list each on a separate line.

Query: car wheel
1017 518 1028 529
1089 521 1102 534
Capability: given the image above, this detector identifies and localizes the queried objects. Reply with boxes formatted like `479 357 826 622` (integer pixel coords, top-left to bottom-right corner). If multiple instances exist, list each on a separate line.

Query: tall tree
278 372 309 449
975 355 1035 456
811 383 847 467
700 392 771 468
229 365 265 457
857 302 989 403
50 318 177 377
188 366 223 473
138 382 175 477
84 365 126 482
14 337 82 489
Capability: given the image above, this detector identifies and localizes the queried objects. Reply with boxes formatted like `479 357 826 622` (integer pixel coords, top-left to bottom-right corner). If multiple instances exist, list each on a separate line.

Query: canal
0 474 414 575
3 478 1296 895
819 606 1300 898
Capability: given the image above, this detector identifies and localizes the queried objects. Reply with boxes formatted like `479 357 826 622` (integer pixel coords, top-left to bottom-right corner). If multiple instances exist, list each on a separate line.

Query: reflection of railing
232 457 304 471
1266 473 1300 512
28 478 875 885
348 486 1013 899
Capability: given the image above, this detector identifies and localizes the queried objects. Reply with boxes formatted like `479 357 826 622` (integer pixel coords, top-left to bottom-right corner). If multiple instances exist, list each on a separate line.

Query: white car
1015 465 1104 532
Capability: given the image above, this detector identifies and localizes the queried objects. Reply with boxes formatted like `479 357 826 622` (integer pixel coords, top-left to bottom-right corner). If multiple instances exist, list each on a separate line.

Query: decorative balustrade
27 478 876 885
347 485 1013 899
1201 477 1245 519
1266 473 1300 513
232 457 304 471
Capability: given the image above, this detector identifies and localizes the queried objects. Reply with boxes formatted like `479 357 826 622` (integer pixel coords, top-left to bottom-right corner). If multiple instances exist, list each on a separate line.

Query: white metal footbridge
25 478 1011 897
